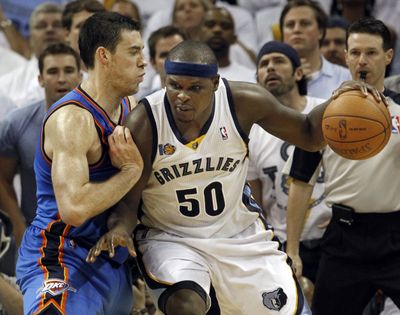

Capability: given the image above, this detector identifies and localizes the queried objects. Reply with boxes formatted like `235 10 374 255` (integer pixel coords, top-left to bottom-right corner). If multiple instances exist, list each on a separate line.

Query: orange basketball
322 90 391 160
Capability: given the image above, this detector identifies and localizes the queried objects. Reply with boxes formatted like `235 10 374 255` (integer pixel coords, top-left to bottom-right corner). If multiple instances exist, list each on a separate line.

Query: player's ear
212 75 220 91
97 46 110 66
294 66 303 82
344 49 349 67
38 74 44 88
385 48 393 66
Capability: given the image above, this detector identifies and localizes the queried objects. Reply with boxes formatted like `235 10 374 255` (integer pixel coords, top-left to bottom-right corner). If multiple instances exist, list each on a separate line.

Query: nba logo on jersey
220 126 228 140
392 116 400 134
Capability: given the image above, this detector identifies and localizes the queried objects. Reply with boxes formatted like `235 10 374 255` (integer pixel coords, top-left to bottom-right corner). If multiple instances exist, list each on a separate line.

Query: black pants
312 207 400 315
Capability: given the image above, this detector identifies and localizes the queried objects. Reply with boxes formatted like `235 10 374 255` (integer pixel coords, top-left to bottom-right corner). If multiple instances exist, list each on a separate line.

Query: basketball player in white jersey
247 41 330 287
86 40 384 315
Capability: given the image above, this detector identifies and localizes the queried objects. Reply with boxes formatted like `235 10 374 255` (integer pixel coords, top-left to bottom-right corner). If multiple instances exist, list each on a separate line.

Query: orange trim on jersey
75 88 118 127
36 220 71 314
33 298 66 315
38 229 49 310
40 99 108 166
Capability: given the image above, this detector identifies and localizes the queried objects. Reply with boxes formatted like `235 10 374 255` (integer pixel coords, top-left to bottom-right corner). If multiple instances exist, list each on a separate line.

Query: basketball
322 90 391 160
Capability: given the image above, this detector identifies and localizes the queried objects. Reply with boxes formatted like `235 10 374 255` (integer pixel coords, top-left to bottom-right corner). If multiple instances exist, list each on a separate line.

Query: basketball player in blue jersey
16 12 145 315
87 40 384 315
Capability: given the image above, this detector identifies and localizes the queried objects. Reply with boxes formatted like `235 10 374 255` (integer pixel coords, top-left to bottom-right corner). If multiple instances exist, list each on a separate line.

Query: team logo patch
262 288 287 311
220 126 228 140
159 143 176 155
37 279 76 297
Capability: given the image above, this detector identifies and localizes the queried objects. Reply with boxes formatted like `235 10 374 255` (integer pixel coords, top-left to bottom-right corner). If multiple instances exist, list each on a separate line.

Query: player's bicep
46 107 96 209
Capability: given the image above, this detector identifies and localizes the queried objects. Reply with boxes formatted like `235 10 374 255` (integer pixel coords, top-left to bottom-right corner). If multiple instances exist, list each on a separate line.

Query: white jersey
248 96 331 241
140 79 259 238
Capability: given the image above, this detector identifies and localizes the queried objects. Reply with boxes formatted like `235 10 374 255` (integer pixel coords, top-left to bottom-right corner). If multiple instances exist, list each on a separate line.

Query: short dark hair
62 0 105 30
38 43 81 74
79 11 141 69
280 0 328 45
346 17 392 51
167 40 217 65
148 26 186 60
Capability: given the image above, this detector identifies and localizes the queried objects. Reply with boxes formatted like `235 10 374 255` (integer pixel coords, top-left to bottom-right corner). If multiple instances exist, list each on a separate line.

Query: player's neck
81 77 123 114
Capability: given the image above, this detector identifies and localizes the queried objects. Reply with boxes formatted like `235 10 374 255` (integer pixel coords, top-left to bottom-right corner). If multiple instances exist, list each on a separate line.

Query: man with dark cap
247 41 330 303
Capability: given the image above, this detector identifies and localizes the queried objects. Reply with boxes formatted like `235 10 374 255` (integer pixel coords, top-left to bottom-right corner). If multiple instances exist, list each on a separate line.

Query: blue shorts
16 225 133 315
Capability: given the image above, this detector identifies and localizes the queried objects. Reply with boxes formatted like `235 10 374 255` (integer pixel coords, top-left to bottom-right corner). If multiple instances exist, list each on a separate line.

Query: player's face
108 30 147 96
321 27 347 67
257 52 299 97
174 0 206 31
65 10 94 57
30 12 65 57
282 6 322 56
200 9 235 53
165 74 219 124
345 33 393 90
152 35 184 82
38 54 82 106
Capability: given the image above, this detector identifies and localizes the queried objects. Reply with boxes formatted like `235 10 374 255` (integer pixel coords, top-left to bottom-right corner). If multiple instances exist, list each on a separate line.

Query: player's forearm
286 179 314 256
108 200 137 233
58 166 142 226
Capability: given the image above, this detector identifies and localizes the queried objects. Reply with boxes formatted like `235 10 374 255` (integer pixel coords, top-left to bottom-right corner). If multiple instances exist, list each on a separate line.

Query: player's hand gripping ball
322 89 391 160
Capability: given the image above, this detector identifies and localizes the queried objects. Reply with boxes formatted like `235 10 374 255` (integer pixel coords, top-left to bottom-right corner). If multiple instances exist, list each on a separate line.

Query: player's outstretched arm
47 106 143 227
229 80 386 152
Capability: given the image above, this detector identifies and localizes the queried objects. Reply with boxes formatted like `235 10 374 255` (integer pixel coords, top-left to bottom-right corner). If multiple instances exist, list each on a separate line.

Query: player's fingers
107 237 115 258
382 95 389 107
86 247 97 263
126 237 137 257
124 126 133 143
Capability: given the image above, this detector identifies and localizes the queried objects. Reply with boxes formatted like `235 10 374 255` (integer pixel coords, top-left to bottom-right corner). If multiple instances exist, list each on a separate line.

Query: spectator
320 16 349 67
280 0 351 99
148 25 186 91
0 2 65 107
62 0 105 71
247 41 330 293
111 0 142 27
200 7 255 82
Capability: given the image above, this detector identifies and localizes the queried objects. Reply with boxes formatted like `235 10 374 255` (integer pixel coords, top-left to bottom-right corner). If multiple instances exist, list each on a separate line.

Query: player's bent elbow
58 207 87 227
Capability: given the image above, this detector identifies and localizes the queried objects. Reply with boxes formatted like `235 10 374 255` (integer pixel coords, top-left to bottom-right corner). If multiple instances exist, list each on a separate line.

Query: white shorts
134 219 310 315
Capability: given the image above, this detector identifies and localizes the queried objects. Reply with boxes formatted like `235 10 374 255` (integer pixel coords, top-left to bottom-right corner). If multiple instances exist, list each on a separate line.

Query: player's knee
159 281 208 315
163 287 207 315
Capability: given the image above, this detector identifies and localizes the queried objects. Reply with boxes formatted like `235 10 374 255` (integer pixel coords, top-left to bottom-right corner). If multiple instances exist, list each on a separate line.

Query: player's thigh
135 230 212 311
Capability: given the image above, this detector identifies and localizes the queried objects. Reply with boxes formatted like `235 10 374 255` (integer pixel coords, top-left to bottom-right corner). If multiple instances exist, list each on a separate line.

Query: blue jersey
31 86 132 261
